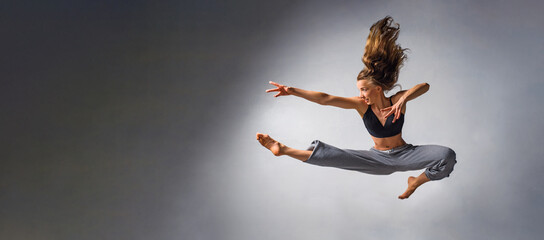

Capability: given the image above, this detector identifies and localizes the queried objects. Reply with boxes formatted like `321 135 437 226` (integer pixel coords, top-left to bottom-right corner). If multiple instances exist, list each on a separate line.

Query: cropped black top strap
363 97 404 138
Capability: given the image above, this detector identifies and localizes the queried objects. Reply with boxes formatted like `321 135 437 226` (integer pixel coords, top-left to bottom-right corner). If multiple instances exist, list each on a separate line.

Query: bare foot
398 176 418 199
256 133 284 156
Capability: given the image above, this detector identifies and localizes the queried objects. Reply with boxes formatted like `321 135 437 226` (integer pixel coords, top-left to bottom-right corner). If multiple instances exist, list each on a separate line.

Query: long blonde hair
357 16 408 91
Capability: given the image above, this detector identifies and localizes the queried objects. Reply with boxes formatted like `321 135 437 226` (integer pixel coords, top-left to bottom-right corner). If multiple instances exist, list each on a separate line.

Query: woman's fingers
269 81 281 87
392 106 402 123
384 108 395 118
265 81 290 98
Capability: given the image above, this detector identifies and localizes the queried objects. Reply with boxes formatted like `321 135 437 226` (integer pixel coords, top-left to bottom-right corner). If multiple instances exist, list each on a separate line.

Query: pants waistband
371 144 413 154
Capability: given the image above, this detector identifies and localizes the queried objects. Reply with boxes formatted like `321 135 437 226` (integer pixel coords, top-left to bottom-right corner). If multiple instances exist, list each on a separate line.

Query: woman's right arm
266 81 365 110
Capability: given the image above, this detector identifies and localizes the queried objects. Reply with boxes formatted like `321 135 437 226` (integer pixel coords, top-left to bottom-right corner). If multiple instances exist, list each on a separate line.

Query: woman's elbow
421 83 430 92
317 93 330 105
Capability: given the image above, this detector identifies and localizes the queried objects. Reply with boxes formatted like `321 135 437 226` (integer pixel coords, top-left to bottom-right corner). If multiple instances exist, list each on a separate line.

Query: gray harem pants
305 140 457 181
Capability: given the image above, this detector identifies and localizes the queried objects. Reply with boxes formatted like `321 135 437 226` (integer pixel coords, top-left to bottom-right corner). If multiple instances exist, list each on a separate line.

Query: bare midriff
371 133 406 150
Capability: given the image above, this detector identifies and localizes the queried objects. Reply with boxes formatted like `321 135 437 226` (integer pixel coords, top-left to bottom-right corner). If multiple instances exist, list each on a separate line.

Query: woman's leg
256 133 312 161
395 145 457 199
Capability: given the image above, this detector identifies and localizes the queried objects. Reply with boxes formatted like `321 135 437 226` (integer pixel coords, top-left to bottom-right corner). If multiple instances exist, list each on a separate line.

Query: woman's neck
372 93 389 110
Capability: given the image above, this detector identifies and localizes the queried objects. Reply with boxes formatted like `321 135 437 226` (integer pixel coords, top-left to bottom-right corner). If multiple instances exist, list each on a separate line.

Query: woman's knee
426 147 457 180
444 147 456 163
440 147 457 176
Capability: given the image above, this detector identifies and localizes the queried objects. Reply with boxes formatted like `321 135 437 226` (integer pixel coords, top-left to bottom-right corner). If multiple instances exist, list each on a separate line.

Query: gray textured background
2 0 544 239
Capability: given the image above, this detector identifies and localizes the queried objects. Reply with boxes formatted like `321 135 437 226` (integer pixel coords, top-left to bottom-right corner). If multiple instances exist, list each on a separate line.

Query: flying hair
357 16 408 92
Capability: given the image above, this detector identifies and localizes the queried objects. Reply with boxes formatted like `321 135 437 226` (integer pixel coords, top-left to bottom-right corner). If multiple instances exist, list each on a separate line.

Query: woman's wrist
286 86 295 94
399 95 408 104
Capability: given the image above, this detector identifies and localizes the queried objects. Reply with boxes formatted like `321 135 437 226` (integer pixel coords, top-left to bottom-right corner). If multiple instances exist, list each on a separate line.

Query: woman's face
357 79 381 105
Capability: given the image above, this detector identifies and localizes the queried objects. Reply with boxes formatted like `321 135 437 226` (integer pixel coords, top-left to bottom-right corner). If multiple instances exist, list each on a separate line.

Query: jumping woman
256 16 457 199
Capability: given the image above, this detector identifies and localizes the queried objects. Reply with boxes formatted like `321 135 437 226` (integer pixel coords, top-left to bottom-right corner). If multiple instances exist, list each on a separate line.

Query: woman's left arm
382 83 430 122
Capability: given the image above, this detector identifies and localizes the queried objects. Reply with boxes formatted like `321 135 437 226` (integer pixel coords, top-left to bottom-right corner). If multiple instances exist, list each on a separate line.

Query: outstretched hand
381 98 405 123
265 81 291 97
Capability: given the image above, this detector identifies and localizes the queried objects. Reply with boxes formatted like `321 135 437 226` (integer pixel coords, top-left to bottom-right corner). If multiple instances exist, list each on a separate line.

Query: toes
255 133 270 139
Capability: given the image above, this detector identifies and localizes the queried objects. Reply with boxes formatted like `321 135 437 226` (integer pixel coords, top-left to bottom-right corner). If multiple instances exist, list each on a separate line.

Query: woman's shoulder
352 97 369 118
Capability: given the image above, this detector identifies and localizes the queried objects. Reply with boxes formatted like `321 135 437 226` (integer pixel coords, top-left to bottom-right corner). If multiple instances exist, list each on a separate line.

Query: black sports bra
363 97 404 138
